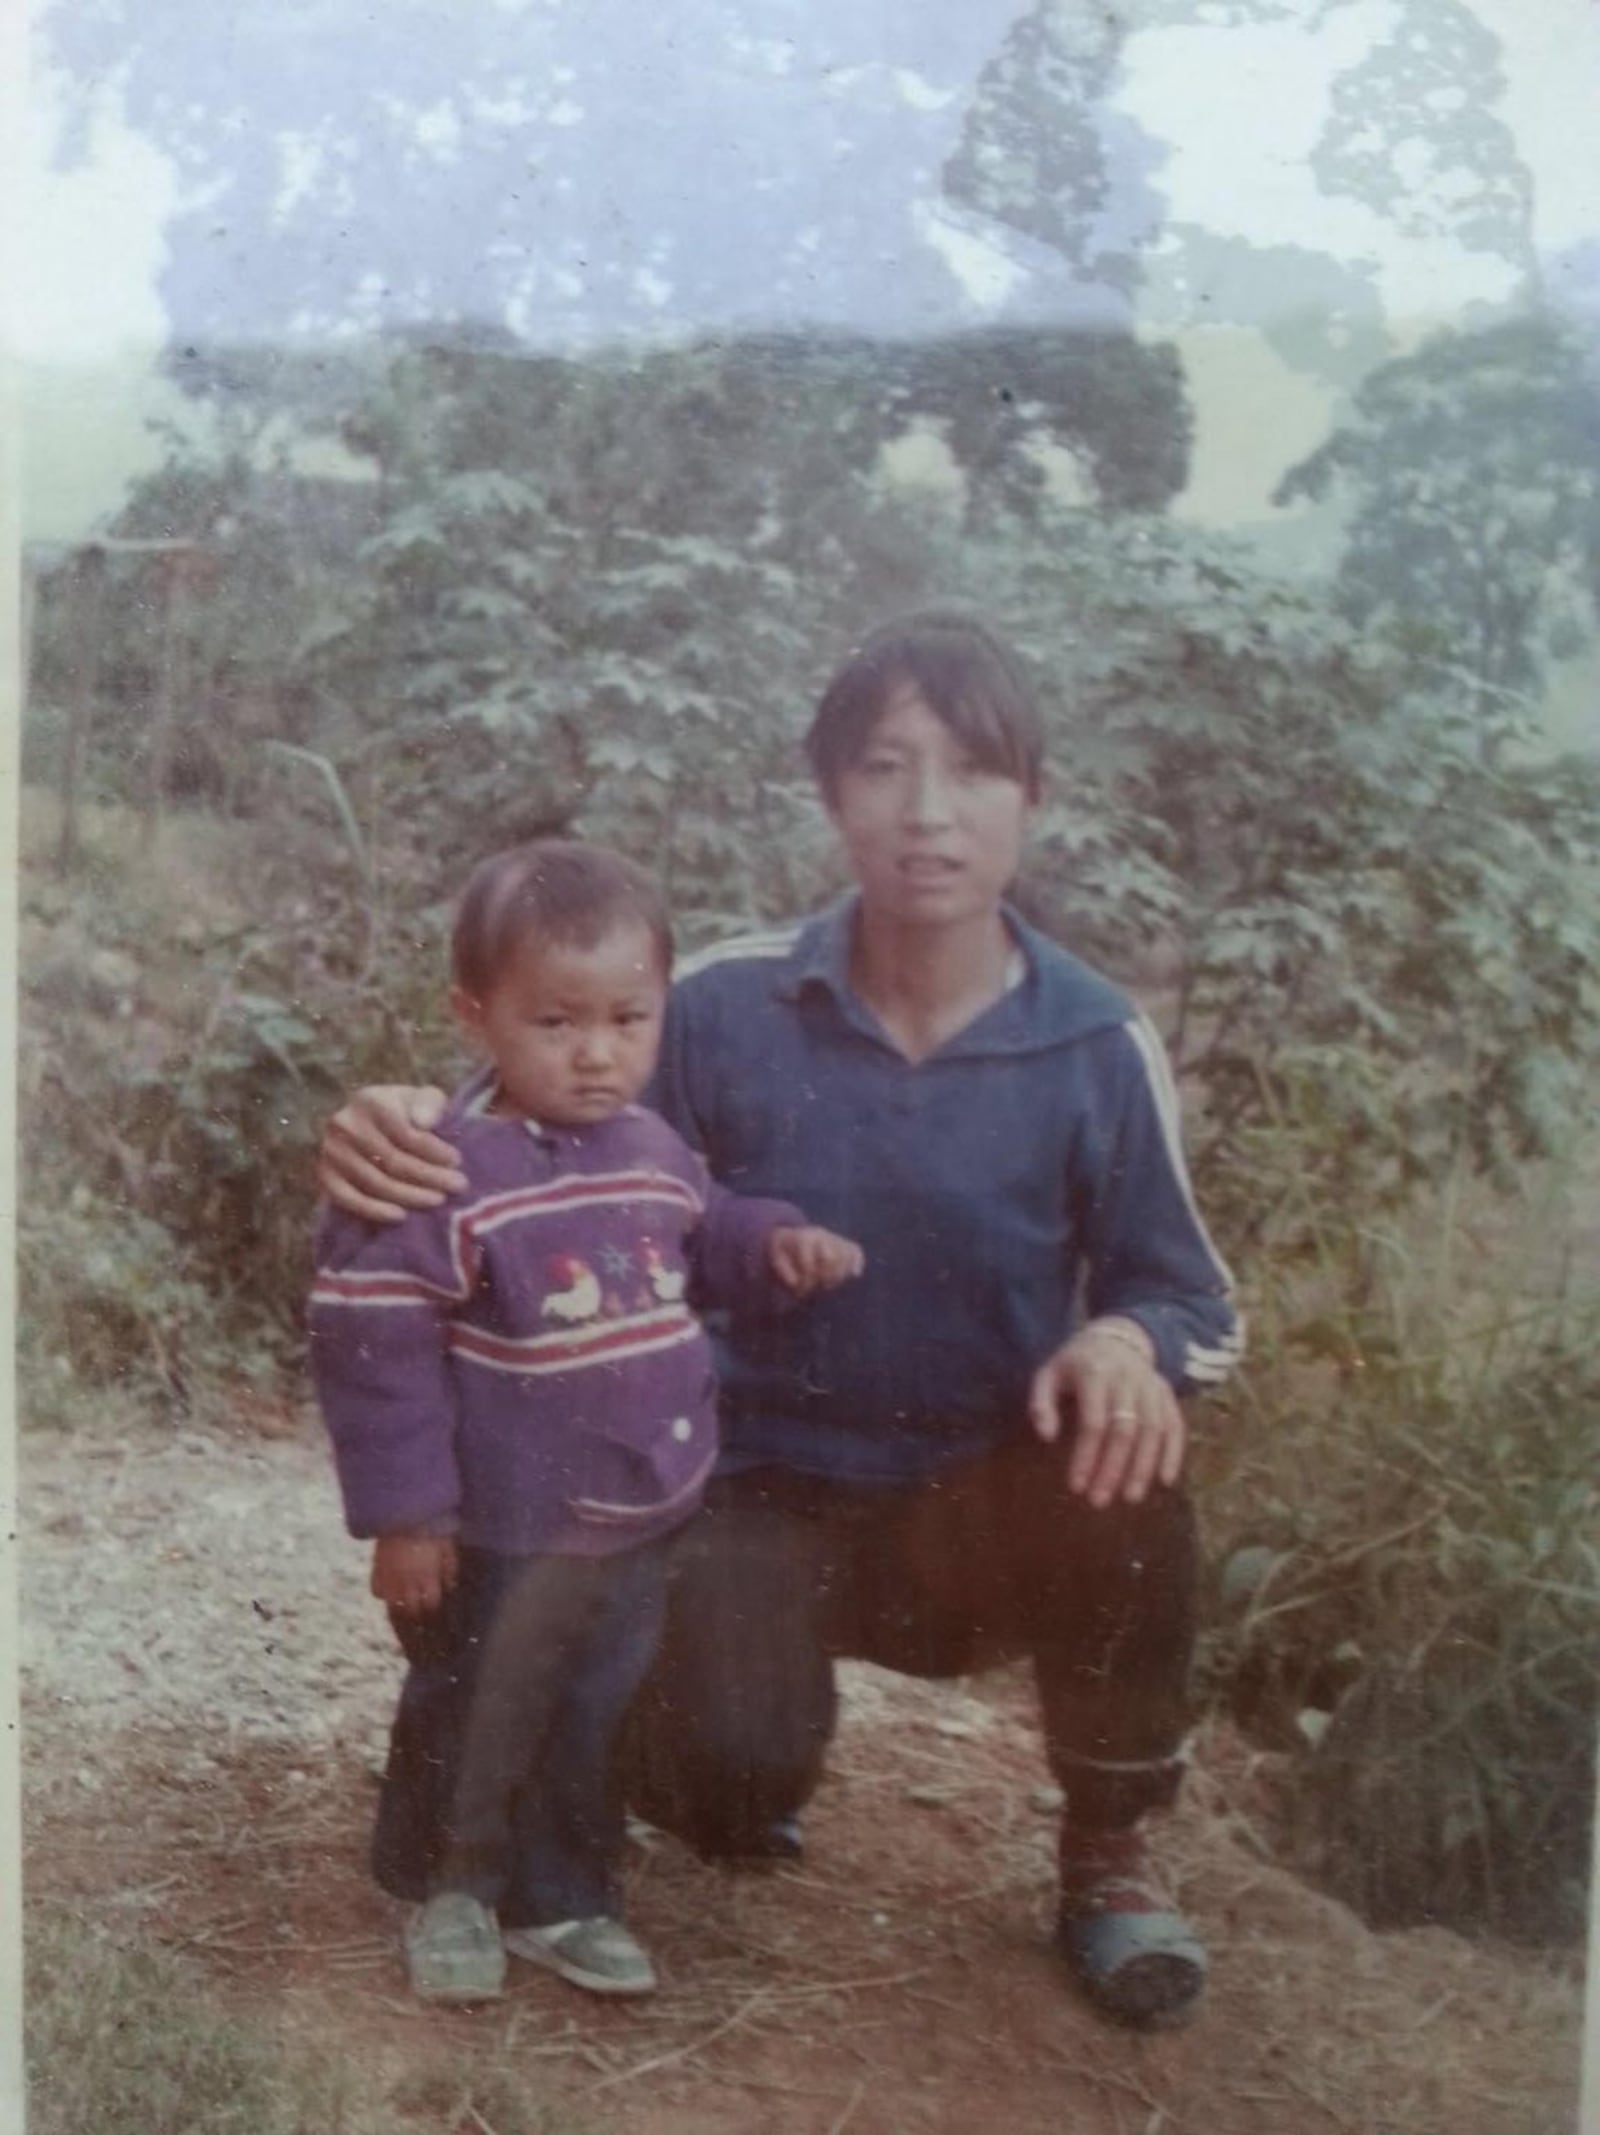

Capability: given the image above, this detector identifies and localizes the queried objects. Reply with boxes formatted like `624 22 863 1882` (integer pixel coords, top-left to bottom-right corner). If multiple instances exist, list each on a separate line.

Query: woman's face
828 681 1033 930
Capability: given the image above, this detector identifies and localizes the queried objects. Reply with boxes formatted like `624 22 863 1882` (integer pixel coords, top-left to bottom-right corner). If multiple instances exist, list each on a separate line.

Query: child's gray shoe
503 1915 658 1996
405 1891 507 2004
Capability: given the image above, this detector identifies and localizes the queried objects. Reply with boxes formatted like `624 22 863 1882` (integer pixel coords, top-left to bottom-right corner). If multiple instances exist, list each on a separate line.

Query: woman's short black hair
804 611 1045 804
452 839 673 999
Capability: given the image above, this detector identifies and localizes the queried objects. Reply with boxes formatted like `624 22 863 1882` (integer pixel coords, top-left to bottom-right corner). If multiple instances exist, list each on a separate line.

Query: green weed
19 795 460 1418
1198 1138 1599 1941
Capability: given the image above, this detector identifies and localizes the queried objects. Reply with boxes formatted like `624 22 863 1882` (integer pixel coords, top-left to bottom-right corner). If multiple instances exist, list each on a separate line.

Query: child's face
452 921 668 1127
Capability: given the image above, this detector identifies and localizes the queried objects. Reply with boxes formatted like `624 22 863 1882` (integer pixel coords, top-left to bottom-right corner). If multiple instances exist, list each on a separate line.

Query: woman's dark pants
623 1433 1199 1856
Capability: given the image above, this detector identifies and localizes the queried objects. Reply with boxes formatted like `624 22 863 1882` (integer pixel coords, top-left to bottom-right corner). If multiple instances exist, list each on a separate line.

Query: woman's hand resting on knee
1027 1318 1186 1510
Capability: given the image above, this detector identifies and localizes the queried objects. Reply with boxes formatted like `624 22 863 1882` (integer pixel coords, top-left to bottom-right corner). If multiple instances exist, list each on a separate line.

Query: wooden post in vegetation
50 538 205 872
143 546 211 851
56 545 108 876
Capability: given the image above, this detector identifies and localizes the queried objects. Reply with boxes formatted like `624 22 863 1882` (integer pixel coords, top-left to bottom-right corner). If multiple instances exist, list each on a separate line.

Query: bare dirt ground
19 1400 1585 2135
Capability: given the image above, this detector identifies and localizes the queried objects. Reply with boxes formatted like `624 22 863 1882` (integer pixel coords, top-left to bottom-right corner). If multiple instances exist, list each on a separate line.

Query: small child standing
309 841 862 2005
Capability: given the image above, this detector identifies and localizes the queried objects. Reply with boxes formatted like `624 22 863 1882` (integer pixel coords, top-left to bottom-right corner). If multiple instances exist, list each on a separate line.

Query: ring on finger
1110 1407 1137 1422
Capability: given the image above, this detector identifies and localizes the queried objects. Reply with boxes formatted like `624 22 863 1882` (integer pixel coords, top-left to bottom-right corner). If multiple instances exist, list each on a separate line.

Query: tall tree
900 327 1189 524
941 1 1161 302
1310 0 1536 289
948 0 1542 389
1275 318 1600 735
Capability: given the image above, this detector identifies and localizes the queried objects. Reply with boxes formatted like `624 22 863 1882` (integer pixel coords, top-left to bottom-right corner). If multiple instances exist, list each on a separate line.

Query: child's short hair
452 840 673 998
804 611 1045 804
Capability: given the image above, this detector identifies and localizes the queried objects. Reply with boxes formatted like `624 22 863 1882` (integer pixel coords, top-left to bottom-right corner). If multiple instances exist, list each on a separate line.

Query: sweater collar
447 1068 643 1145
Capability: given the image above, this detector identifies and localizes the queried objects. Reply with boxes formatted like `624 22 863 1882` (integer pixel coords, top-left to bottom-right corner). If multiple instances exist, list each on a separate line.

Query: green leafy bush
952 512 1600 1256
19 1198 210 1426
1199 1170 1599 1942
18 790 461 1416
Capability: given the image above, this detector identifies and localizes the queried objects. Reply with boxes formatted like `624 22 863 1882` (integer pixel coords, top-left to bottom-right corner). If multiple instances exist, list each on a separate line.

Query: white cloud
472 89 538 126
1472 0 1600 255
20 76 177 361
729 32 796 76
891 67 955 113
820 64 872 99
912 200 1022 311
822 60 955 114
1118 2 1525 326
275 134 326 221
414 101 463 160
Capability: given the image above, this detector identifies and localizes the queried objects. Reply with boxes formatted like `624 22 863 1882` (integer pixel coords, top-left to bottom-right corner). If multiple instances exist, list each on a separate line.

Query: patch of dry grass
25 1907 588 2135
25 1912 373 2135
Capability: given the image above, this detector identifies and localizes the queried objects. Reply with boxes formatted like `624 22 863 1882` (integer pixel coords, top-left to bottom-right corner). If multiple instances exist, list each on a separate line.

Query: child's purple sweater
309 1075 802 1557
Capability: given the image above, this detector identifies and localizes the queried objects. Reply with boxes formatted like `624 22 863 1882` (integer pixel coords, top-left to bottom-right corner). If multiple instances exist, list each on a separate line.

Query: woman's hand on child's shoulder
768 1225 866 1298
318 1085 466 1223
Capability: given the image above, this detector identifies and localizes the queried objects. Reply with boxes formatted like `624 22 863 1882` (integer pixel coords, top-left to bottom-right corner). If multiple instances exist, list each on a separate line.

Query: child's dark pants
372 1536 672 1926
623 1431 1199 1856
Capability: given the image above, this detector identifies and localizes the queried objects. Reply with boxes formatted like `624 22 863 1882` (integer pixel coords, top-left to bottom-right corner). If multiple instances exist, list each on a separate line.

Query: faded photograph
18 4 1598 2131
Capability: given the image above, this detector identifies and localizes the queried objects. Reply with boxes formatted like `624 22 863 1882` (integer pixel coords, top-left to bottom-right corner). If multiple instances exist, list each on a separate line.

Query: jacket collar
772 893 1131 1057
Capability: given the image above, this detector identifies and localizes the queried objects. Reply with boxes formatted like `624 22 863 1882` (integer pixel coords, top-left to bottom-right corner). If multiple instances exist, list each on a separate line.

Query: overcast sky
22 0 1600 362
18 0 1600 540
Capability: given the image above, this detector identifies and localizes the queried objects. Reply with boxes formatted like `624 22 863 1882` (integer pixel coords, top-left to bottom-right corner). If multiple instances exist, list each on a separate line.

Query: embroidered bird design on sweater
641 1241 687 1305
540 1253 603 1323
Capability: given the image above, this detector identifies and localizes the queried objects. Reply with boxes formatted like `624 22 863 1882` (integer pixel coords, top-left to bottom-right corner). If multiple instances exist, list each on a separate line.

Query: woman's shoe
697 1814 806 1867
1056 1824 1206 2031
